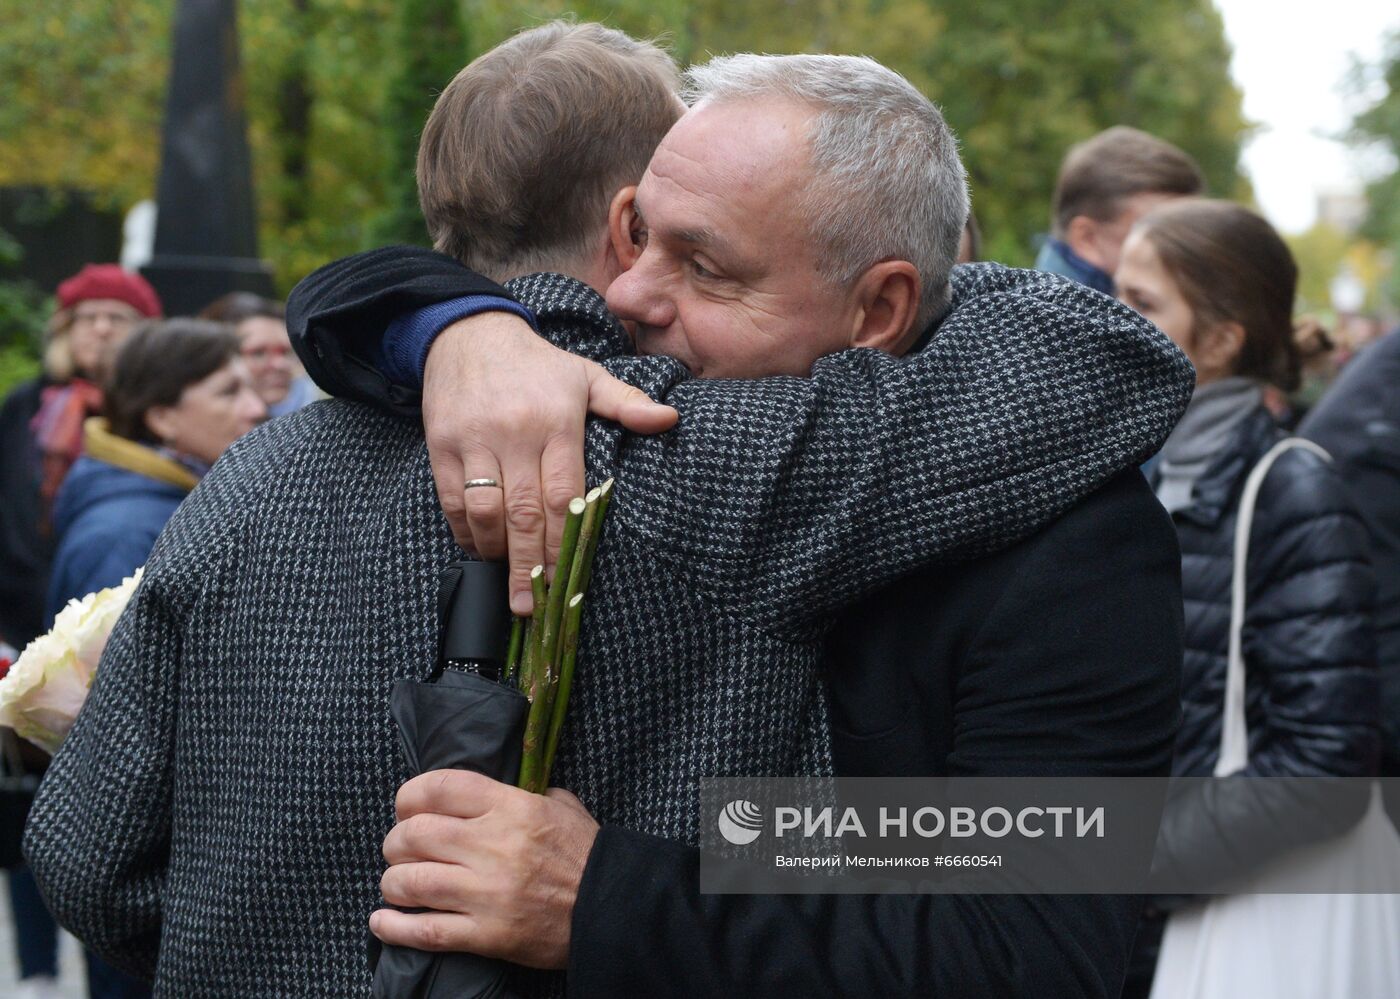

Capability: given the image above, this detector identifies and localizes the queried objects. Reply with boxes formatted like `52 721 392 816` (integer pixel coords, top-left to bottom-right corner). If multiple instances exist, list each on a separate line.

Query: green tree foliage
0 0 1249 288
373 0 470 246
1350 30 1400 305
0 227 48 396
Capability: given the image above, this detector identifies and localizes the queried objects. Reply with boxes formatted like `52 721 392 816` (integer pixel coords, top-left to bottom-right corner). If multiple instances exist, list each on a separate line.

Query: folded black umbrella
371 560 527 999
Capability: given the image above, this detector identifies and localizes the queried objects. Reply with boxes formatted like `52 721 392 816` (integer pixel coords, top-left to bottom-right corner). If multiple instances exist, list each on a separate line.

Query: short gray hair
683 54 969 328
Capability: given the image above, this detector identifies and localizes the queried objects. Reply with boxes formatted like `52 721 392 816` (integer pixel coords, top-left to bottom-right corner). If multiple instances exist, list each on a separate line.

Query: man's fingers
382 812 471 866
396 769 501 821
370 907 479 953
380 860 477 913
540 431 585 583
584 363 678 434
499 452 548 615
460 452 507 562
427 446 472 552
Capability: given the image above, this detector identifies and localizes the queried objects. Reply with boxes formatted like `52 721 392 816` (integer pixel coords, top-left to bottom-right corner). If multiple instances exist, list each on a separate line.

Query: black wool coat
571 467 1184 999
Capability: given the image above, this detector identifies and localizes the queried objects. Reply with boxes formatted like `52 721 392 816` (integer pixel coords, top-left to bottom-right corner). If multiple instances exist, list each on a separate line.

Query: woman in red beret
0 263 160 999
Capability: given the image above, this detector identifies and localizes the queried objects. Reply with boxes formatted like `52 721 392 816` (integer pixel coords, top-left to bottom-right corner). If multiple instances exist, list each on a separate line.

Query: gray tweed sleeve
21 431 262 981
22 563 181 981
594 264 1194 640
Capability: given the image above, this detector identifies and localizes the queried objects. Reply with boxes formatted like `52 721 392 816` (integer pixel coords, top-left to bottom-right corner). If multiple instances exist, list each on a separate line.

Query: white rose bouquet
0 568 143 754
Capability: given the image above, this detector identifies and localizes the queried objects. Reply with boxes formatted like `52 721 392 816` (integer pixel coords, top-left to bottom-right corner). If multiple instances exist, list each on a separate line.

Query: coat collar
1034 238 1115 296
82 418 200 492
1168 406 1279 528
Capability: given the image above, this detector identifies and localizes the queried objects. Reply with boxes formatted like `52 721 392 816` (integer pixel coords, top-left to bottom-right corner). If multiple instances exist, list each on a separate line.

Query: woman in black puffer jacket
1113 200 1380 998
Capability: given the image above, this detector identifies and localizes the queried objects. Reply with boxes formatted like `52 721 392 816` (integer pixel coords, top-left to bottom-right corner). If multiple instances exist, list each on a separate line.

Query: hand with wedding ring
422 312 677 614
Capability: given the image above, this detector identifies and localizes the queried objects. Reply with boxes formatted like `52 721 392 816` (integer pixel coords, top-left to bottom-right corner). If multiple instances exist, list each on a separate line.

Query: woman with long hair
1114 199 1382 997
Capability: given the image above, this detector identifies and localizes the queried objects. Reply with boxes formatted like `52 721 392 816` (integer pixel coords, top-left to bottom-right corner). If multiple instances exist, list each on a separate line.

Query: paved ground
0 878 85 997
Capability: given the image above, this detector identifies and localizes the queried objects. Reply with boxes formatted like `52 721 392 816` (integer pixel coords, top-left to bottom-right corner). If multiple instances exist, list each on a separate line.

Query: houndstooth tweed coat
25 263 1193 996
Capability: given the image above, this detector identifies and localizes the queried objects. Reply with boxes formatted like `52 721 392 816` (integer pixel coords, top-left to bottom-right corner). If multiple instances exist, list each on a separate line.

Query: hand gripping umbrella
371 560 527 999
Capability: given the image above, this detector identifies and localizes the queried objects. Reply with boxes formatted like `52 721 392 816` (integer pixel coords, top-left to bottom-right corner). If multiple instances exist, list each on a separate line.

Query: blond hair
417 21 681 279
42 309 77 382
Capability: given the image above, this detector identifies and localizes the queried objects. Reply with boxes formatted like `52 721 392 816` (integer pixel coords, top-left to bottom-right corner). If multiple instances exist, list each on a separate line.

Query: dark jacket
277 249 1189 997
0 377 52 649
45 455 188 622
1125 404 1379 994
570 468 1183 999
1300 330 1400 792
1164 407 1376 805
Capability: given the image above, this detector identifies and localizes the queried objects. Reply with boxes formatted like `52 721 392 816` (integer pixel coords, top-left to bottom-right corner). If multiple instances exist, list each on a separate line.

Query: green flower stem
503 616 523 683
541 592 585 787
564 479 612 602
562 485 601 609
521 566 547 698
518 561 555 792
539 498 587 682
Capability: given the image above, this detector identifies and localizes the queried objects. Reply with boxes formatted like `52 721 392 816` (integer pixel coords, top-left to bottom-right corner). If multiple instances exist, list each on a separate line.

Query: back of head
418 21 681 280
105 319 241 444
1052 126 1204 236
1135 199 1301 390
684 53 968 329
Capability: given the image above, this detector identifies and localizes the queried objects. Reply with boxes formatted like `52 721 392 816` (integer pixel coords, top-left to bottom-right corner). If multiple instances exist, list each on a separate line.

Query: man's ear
848 260 921 354
607 187 643 272
1064 214 1109 271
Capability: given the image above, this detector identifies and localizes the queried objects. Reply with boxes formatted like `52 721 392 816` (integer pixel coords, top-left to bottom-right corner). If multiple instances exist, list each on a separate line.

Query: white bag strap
1216 437 1332 777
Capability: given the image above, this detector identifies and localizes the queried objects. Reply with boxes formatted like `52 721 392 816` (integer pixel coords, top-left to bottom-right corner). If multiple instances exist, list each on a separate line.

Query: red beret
57 264 163 318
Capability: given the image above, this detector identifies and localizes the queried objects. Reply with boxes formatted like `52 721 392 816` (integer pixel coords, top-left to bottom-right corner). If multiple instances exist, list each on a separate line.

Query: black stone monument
141 0 275 316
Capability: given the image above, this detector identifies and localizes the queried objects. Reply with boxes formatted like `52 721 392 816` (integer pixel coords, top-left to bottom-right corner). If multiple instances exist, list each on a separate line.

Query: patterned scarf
29 378 104 520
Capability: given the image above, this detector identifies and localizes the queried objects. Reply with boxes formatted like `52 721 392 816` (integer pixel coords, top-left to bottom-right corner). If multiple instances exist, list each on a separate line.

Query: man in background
1036 125 1203 294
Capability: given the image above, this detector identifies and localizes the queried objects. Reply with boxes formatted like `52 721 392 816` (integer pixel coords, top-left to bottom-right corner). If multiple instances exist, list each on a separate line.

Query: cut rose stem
541 479 615 785
541 592 585 787
564 481 611 602
503 617 524 683
539 498 587 679
522 566 547 699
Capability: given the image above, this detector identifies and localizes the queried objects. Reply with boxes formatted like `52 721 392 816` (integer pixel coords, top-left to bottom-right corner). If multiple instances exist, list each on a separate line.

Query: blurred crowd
0 117 1397 999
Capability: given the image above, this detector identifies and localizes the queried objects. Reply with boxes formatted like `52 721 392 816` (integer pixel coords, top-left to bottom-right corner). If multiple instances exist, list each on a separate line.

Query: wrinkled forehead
639 100 817 245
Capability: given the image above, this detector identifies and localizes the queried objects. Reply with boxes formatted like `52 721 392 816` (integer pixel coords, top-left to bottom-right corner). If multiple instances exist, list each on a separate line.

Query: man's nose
606 257 676 330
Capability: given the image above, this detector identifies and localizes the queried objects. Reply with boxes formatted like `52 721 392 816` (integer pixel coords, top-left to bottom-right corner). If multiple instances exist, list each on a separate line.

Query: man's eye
690 258 715 279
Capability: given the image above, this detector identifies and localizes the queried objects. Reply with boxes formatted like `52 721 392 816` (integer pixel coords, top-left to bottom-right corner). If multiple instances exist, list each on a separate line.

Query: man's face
604 99 857 379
